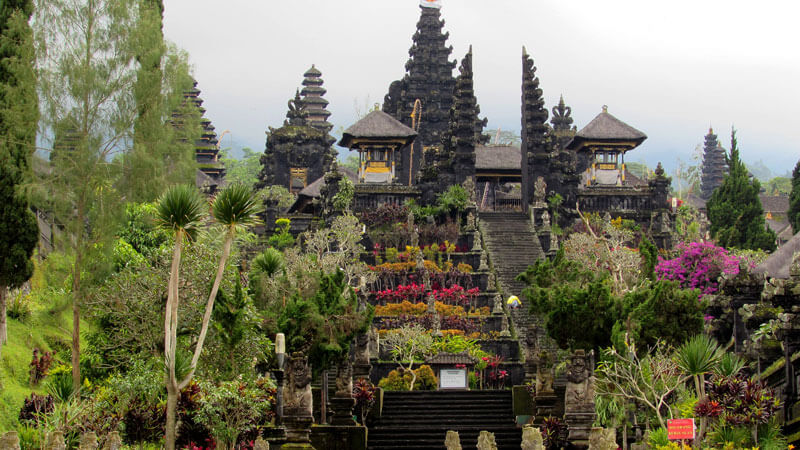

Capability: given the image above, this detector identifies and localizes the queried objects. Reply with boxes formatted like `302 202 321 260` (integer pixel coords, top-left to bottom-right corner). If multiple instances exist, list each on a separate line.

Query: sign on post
667 418 695 441
439 369 468 390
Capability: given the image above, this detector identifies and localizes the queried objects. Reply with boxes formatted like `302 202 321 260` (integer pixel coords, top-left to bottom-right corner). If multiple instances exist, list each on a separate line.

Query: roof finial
522 45 527 57
602 105 608 113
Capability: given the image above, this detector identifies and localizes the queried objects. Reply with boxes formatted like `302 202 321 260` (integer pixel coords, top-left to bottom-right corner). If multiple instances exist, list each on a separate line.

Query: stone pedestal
565 412 594 448
353 363 371 380
330 396 357 426
310 425 366 450
533 394 557 421
588 427 617 450
282 415 314 449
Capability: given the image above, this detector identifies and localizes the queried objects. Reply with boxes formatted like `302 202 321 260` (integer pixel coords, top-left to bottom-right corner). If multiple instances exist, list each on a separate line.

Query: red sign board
667 418 695 440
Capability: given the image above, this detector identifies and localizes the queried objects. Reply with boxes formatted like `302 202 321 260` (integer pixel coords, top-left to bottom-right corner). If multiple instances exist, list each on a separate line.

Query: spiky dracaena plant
156 184 205 450
675 334 722 442
186 183 259 383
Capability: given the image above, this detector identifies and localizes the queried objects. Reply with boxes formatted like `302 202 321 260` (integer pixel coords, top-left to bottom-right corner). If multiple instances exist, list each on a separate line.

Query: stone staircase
367 390 521 450
479 211 547 362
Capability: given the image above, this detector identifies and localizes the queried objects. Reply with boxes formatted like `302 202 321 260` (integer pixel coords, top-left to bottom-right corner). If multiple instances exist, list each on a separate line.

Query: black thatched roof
753 231 800 279
338 110 417 148
759 195 790 213
297 167 359 198
475 145 521 171
567 106 647 150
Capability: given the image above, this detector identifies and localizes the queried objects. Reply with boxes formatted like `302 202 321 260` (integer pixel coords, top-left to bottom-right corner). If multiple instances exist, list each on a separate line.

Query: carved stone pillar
330 361 356 426
282 353 314 449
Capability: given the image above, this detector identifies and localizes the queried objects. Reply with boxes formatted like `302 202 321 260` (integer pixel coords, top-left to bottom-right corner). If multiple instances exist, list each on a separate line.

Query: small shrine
567 105 647 187
338 110 418 184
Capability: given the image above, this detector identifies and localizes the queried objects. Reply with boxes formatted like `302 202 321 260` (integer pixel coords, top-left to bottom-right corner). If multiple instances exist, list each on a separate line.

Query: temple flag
420 0 442 9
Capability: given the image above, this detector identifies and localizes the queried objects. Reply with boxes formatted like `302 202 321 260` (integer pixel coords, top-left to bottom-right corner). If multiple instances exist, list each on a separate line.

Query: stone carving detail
79 433 98 450
565 349 595 411
335 361 353 397
492 293 504 315
521 426 545 450
445 430 462 450
533 177 547 206
285 353 313 415
476 431 498 450
354 333 370 365
463 177 477 205
0 432 21 450
540 209 550 229
589 427 617 450
253 437 270 450
101 432 122 450
479 251 489 271
44 432 66 450
465 210 477 231
535 350 555 395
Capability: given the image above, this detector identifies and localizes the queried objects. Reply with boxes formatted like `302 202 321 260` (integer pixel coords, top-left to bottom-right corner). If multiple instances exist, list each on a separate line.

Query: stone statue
466 210 477 231
540 209 550 229
589 428 617 450
78 433 98 450
335 361 353 397
472 231 482 252
521 426 545 450
354 333 370 365
535 350 555 395
487 270 497 291
0 432 20 450
422 268 431 291
463 176 477 206
253 437 270 450
44 432 66 450
565 350 596 412
415 249 425 272
479 252 489 271
445 430 462 450
368 327 379 358
499 314 511 337
476 431 498 450
533 177 547 206
659 211 671 233
100 432 121 450
492 293 503 315
285 353 313 416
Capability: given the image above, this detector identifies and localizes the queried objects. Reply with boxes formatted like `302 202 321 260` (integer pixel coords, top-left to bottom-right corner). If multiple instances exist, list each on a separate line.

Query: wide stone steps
367 390 520 450
479 211 548 369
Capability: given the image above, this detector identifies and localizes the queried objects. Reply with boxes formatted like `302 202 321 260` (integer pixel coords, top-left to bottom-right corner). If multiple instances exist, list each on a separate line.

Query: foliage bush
378 365 438 391
195 378 275 450
655 241 741 297
7 290 31 321
18 393 55 426
267 218 294 250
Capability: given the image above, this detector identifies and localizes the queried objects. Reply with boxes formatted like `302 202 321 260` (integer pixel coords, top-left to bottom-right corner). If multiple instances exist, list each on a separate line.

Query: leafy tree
706 129 776 251
274 270 373 375
36 0 138 389
790 159 800 234
0 0 38 357
763 176 791 196
383 325 436 390
595 341 686 430
617 280 704 350
220 147 261 187
122 0 198 201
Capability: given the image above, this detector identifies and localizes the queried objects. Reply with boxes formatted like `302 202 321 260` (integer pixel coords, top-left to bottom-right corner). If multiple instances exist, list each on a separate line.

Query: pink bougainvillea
655 241 741 297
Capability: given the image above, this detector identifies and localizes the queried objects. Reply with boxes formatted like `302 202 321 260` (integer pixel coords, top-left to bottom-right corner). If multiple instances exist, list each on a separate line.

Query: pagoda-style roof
567 106 647 151
753 231 800 279
475 145 520 171
338 110 418 148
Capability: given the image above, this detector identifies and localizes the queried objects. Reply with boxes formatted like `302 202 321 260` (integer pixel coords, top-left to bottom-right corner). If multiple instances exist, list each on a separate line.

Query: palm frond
155 184 206 233
713 352 745 377
212 183 260 228
675 334 722 376
252 248 284 277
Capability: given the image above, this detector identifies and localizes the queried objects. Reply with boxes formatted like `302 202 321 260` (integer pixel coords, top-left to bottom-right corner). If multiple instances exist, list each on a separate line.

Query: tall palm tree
156 184 205 450
186 183 259 382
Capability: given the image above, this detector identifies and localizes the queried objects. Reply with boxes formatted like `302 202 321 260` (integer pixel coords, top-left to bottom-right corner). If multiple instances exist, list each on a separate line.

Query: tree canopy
706 129 776 251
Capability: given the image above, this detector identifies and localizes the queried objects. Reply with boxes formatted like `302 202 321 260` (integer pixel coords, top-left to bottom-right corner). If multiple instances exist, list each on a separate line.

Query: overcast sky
163 1 800 176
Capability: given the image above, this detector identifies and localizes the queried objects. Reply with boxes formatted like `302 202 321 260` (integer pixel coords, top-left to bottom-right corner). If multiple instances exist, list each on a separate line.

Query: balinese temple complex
259 0 673 247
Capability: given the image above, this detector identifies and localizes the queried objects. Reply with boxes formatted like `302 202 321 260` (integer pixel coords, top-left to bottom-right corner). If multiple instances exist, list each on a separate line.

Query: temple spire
299 65 333 133
700 126 728 199
520 47 549 208
551 94 576 150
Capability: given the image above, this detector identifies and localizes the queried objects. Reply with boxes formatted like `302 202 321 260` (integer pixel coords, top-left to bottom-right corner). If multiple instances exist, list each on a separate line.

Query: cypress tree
706 129 776 251
789 160 800 234
0 0 39 356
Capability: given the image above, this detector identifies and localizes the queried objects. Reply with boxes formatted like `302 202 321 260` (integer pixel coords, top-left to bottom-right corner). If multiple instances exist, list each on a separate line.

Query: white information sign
439 369 468 390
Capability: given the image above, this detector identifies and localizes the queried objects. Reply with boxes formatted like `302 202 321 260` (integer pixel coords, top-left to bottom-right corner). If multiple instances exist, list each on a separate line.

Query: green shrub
646 427 670 447
378 365 438 391
7 291 31 321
